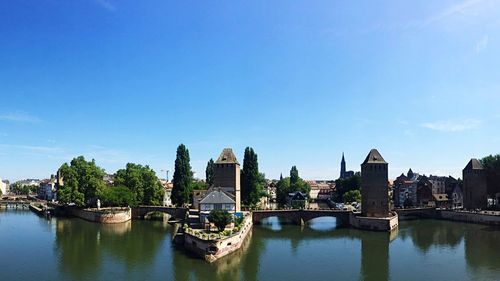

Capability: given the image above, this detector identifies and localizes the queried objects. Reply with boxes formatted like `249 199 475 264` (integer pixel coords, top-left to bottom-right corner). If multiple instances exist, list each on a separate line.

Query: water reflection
55 219 169 280
398 220 464 253
0 209 494 281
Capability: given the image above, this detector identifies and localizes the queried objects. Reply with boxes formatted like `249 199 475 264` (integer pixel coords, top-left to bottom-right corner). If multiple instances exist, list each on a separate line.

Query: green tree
290 166 299 186
57 162 85 207
114 163 164 206
64 156 106 206
241 147 265 207
101 185 137 207
276 177 291 207
172 144 193 206
481 154 500 197
205 158 215 187
208 209 233 232
191 180 208 190
275 167 310 208
333 172 361 203
343 189 361 203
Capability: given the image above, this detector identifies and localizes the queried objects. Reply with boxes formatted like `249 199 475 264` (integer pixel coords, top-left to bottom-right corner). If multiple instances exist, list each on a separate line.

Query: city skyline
1 0 500 181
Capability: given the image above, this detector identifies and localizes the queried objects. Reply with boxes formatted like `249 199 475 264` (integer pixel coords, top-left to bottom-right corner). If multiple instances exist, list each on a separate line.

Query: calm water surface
1 209 499 281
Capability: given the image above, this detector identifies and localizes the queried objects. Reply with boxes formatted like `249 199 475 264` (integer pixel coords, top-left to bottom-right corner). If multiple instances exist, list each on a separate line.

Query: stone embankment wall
438 211 500 226
184 213 253 263
68 207 131 223
349 212 399 231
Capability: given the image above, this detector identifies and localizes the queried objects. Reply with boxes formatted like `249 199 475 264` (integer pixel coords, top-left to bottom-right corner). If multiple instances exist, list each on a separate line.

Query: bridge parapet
132 206 188 220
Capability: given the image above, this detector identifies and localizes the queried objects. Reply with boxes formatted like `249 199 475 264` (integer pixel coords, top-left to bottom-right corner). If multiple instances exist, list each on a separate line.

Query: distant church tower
213 148 241 211
340 153 347 179
361 149 390 217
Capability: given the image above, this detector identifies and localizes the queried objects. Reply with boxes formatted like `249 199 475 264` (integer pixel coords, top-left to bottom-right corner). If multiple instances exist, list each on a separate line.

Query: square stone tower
361 149 390 217
463 159 488 210
214 148 241 211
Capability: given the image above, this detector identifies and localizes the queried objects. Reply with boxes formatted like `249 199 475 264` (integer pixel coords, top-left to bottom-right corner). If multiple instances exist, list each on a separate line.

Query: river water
1 209 499 281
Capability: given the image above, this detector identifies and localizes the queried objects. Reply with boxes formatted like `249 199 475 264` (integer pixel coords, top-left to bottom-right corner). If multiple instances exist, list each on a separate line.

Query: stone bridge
132 206 188 220
252 209 351 226
395 207 437 220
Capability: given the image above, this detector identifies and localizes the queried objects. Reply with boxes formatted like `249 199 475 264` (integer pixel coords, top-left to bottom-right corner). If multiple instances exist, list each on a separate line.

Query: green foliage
69 156 106 206
333 173 361 203
205 158 215 187
234 215 244 228
114 163 164 206
172 144 193 206
275 166 310 207
481 154 500 196
57 159 98 207
10 182 37 195
241 147 266 207
101 185 137 207
208 209 233 232
191 180 208 190
343 189 361 203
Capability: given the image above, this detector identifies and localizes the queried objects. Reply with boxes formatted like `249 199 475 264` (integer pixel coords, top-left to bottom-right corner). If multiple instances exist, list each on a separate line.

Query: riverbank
67 207 131 223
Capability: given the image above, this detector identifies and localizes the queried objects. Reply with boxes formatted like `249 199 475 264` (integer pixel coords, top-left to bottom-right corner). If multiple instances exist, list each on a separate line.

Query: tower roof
362 149 387 164
464 159 483 170
341 152 345 163
215 148 239 165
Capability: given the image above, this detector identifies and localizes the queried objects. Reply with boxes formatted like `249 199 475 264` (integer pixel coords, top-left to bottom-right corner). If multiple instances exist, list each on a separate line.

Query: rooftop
215 148 240 165
362 149 387 165
464 159 484 170
200 189 236 205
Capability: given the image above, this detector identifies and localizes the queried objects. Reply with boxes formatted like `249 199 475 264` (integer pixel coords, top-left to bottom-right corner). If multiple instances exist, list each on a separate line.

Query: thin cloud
420 119 481 132
475 35 489 52
94 0 116 11
0 113 41 123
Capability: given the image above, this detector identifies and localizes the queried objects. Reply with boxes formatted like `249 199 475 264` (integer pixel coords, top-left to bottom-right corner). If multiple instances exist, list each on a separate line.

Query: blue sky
1 0 499 181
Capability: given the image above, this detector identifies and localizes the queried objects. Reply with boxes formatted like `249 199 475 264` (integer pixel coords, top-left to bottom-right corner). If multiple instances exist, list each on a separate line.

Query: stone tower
340 152 347 179
463 159 487 210
213 148 241 211
361 149 389 217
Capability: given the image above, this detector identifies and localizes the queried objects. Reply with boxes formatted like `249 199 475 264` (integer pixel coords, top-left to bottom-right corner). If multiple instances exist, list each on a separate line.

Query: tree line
57 156 164 207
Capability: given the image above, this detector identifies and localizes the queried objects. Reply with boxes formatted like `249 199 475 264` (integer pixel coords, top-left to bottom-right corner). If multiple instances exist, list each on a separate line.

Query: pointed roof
215 148 239 165
200 189 235 204
362 149 387 164
464 159 483 170
341 152 345 163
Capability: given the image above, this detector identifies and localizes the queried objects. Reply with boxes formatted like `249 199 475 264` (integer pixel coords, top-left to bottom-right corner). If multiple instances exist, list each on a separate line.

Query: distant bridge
131 206 188 220
252 209 351 226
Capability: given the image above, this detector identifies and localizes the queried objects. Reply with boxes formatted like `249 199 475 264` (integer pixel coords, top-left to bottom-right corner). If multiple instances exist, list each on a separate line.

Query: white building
38 179 57 201
0 178 7 195
199 189 236 223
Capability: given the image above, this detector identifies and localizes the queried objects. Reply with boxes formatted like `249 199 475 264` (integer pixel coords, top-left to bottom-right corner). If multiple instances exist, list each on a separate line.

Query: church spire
340 152 347 179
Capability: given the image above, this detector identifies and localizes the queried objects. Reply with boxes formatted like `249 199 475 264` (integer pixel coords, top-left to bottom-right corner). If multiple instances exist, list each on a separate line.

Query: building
433 193 450 209
463 159 488 210
192 189 209 209
393 169 419 207
0 178 7 195
416 177 434 207
428 175 447 195
199 188 236 224
38 177 57 201
451 185 463 209
361 149 390 217
213 148 241 211
339 153 355 179
287 191 308 209
160 180 173 207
